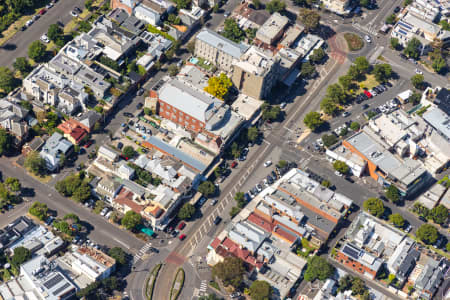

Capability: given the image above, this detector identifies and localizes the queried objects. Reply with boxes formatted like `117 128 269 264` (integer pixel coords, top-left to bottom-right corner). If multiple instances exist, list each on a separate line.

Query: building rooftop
340 242 383 272
177 64 209 90
346 130 427 186
435 88 450 116
256 12 289 44
231 93 264 121
403 11 441 34
158 78 222 123
41 132 72 157
422 107 450 140
233 46 276 77
196 28 249 59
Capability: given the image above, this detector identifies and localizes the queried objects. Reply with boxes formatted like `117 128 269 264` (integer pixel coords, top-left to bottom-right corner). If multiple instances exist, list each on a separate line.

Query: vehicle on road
405 224 412 233
83 140 93 148
364 35 371 43
213 216 222 225
70 10 78 17
136 103 143 109
363 90 372 98
256 183 262 192
224 11 230 17
137 88 145 96
342 111 350 117
394 6 400 13
26 20 34 27
179 234 186 240
335 171 343 177
362 104 370 110
177 60 183 68
123 112 134 118
74 6 82 13
198 196 207 206
264 160 272 167
415 68 423 75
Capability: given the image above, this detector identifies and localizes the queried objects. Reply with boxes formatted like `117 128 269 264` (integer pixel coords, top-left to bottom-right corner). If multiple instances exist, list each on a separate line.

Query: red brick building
336 243 382 280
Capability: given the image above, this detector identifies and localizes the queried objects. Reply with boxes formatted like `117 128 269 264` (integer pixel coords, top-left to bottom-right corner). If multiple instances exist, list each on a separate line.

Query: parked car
264 160 272 167
46 3 53 9
123 112 133 117
40 34 50 43
256 184 262 192
342 111 350 117
74 6 82 13
364 35 371 43
415 68 423 75
137 88 145 96
198 196 207 206
213 216 222 225
136 103 143 109
210 199 218 206
394 6 400 13
26 19 34 27
179 234 186 240
39 9 47 15
231 161 238 168
83 140 93 148
178 221 186 230
280 102 287 109
363 90 372 98
70 10 78 17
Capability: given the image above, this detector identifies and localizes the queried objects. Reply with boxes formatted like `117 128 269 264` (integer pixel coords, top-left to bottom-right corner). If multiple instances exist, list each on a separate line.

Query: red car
179 234 186 240
363 90 373 98
231 161 238 168
39 9 47 15
83 140 93 148
178 221 186 230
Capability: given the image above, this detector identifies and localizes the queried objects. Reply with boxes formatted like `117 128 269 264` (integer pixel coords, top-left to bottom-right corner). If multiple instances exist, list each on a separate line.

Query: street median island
145 264 162 300
343 33 364 52
169 268 185 300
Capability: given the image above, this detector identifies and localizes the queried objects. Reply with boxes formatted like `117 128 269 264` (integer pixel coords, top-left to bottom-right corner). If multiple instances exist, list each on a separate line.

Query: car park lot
301 78 410 148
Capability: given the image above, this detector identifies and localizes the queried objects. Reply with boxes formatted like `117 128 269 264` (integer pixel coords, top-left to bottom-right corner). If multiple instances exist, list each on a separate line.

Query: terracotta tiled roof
114 188 144 213
273 225 298 244
247 212 274 233
210 237 221 250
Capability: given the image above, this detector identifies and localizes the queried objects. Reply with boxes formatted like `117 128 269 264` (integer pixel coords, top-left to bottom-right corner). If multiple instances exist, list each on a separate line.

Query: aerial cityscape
0 0 448 299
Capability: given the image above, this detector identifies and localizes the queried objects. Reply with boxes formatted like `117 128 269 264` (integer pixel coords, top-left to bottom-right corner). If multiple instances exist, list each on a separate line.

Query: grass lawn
64 19 78 34
79 10 91 20
344 33 364 51
356 74 379 93
28 171 53 183
197 57 213 71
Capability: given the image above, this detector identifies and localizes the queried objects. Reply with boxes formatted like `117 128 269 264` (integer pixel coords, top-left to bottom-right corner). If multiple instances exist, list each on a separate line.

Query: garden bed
169 268 185 300
344 33 364 51
145 264 162 300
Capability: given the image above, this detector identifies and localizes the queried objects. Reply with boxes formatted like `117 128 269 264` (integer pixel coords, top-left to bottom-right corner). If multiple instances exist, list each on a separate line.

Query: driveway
0 0 85 67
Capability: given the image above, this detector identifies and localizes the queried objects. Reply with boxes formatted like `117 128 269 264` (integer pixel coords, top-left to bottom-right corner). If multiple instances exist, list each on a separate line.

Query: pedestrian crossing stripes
132 243 152 264
199 280 207 293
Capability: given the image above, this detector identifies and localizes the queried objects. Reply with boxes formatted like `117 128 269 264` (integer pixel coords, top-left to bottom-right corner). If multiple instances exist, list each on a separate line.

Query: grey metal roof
196 28 249 59
423 107 450 140
158 78 222 123
146 136 207 173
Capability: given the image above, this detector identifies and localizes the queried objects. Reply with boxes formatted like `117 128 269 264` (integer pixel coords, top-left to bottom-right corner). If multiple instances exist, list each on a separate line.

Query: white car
364 35 372 43
70 10 78 17
40 34 50 43
264 160 272 167
316 139 324 147
415 68 423 75
335 171 343 177
25 19 34 27
369 89 377 96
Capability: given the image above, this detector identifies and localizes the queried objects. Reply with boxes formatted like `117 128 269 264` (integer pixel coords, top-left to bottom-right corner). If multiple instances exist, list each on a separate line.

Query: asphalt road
0 0 85 67
0 157 146 252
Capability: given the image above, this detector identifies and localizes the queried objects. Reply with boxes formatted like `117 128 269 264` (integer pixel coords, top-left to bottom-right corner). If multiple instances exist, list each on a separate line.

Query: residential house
40 132 73 171
416 182 447 209
110 0 173 25
95 176 123 202
75 111 102 133
412 256 445 299
0 255 77 300
194 28 249 72
0 99 29 145
8 225 64 257
97 145 120 162
57 119 88 145
408 0 441 22
22 136 45 156
234 3 271 30
137 31 172 71
422 107 450 142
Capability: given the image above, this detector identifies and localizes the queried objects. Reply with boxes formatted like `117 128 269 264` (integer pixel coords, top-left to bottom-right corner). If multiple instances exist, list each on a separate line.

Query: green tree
390 38 400 50
439 19 450 31
12 247 31 266
0 67 16 93
250 280 272 300
338 75 352 90
304 256 334 281
351 277 367 295
28 202 48 221
299 8 320 32
265 0 286 13
320 96 339 116
403 38 421 60
411 74 424 89
78 20 92 32
47 24 62 41
5 178 21 192
347 65 360 80
222 19 245 43
277 160 288 168
212 256 245 288
304 111 324 131
63 213 80 224
389 213 405 227
121 211 142 231
247 126 259 142
354 56 370 75
333 160 349 174
178 203 196 220
234 192 246 208
204 73 232 100
168 64 179 76
0 129 11 156
403 0 412 5
338 275 353 292
446 242 450 252
108 247 127 265
350 121 360 131
122 146 136 159
54 220 72 235
309 48 326 63
72 183 91 203
321 134 338 147
326 83 346 104
252 0 262 9
28 40 46 62
301 61 316 78
24 151 46 175
430 204 448 225
173 0 191 9
385 14 396 24
13 57 32 75
198 181 216 197
432 55 447 74
385 185 400 204
373 64 392 83
321 180 331 188
409 92 421 105
85 0 94 10
363 198 385 217
416 224 438 244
